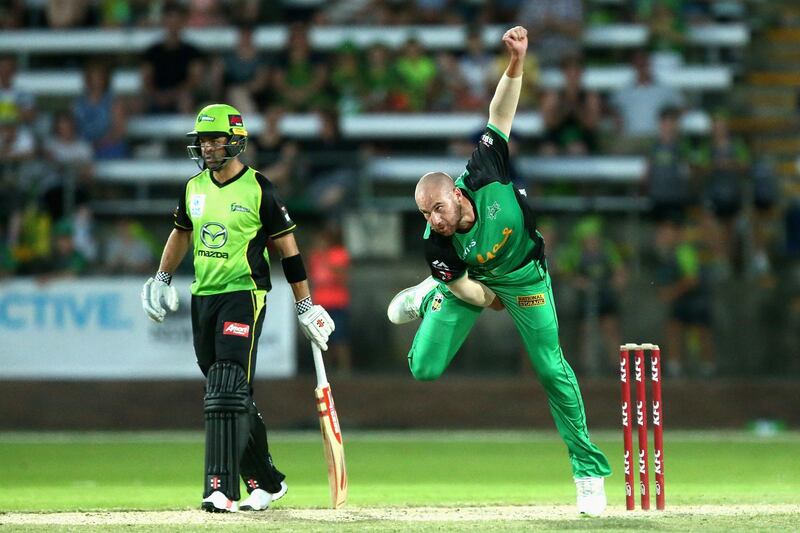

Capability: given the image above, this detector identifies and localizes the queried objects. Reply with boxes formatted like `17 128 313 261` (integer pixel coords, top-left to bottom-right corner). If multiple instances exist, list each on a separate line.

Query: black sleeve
463 126 511 190
256 172 296 238
424 231 468 283
173 181 192 231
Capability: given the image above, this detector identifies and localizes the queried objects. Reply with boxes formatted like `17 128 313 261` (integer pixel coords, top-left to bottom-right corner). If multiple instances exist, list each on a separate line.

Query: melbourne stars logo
200 222 227 249
487 201 501 220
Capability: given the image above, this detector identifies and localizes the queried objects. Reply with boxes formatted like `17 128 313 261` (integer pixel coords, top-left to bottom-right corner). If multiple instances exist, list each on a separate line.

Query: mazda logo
200 222 227 249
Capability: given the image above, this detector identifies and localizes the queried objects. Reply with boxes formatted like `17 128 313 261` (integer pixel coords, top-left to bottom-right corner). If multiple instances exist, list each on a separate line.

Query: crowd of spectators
1 0 790 375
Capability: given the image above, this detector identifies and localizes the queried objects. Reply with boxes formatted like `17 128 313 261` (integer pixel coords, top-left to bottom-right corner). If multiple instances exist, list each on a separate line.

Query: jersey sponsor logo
487 201 501 220
230 202 251 213
480 133 494 147
516 293 546 307
431 292 444 312
476 227 512 264
197 249 229 258
223 321 250 337
190 194 206 217
459 239 477 260
228 114 243 127
280 205 292 224
200 222 227 249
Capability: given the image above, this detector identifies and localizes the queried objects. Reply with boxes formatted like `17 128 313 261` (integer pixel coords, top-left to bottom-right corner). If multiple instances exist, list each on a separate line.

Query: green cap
187 103 248 138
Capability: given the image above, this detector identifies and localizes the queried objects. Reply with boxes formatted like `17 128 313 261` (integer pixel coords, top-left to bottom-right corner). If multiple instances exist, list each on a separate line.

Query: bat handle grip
311 343 329 388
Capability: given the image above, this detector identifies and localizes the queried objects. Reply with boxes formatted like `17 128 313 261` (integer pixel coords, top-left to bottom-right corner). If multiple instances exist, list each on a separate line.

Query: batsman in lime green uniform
141 103 335 513
387 26 611 516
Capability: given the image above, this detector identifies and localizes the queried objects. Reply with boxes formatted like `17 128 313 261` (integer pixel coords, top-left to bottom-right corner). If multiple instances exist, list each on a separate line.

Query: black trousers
191 289 285 494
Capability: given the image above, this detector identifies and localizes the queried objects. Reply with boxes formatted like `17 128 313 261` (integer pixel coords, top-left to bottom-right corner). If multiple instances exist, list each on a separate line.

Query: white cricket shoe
575 476 606 516
387 276 439 324
201 490 238 513
240 481 288 511
271 481 288 502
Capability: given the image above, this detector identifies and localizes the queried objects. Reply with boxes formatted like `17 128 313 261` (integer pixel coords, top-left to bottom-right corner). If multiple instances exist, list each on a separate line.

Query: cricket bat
311 343 348 508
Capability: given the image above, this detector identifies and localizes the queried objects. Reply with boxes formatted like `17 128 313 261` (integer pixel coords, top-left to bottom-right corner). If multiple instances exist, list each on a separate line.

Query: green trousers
408 259 611 478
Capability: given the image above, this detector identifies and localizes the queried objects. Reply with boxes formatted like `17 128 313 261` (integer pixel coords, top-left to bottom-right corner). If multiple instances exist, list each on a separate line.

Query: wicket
620 343 665 511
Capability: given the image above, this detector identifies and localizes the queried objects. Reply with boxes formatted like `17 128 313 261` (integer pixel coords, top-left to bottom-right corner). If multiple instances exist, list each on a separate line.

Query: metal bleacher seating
4 22 748 215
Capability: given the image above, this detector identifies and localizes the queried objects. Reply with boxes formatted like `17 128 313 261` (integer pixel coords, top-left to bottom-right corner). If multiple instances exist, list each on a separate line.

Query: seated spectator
212 24 271 115
103 218 156 274
645 107 694 222
653 218 716 377
0 55 36 126
430 51 480 111
273 23 329 112
46 0 90 28
360 44 402 112
635 0 687 58
610 49 685 145
73 61 129 159
11 202 52 275
393 38 437 111
518 0 583 67
538 55 601 155
458 29 493 109
140 2 206 113
186 0 227 27
39 218 88 282
329 42 364 115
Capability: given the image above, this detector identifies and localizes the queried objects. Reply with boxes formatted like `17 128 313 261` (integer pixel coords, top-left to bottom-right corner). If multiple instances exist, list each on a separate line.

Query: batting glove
142 272 179 323
296 296 335 351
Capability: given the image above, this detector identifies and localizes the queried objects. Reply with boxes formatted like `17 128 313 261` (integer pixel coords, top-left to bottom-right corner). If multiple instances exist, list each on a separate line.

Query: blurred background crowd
2 0 800 378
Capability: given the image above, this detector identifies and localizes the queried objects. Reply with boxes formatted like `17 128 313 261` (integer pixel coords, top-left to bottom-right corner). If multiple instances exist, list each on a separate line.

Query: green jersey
174 166 296 295
424 124 543 283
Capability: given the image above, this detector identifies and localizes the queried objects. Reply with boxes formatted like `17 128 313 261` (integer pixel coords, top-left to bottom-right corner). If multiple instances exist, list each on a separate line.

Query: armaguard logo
200 222 227 249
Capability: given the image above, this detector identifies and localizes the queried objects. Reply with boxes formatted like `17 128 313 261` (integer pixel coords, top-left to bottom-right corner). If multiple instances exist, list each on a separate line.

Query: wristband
155 271 172 285
295 296 313 315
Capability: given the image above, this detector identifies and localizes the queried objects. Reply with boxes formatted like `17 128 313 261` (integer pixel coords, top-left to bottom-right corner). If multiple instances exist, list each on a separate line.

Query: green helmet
186 103 248 170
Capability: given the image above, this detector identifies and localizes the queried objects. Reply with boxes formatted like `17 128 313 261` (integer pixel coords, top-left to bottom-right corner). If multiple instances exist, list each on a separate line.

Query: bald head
415 172 454 206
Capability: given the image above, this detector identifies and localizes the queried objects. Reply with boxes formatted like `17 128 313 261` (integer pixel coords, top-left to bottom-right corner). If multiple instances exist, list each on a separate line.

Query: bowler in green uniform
387 26 611 516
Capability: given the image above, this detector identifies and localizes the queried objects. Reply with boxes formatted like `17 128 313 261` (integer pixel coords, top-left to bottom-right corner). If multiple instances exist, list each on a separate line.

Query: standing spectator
518 0 583 67
73 62 129 159
273 23 329 112
251 106 300 199
695 111 750 274
539 55 601 155
610 49 684 145
0 55 36 125
645 107 693 222
653 218 716 377
140 2 206 113
561 216 626 375
329 42 364 115
308 224 353 374
393 38 437 111
212 24 271 115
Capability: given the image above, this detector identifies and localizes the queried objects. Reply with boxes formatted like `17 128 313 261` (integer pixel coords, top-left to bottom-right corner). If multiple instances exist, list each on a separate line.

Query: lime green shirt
174 166 295 295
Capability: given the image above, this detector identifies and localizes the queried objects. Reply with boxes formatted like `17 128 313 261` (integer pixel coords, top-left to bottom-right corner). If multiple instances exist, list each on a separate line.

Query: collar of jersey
209 165 248 188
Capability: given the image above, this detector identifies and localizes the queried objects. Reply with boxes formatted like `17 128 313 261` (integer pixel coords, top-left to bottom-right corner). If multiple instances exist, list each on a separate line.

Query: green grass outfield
0 430 798 531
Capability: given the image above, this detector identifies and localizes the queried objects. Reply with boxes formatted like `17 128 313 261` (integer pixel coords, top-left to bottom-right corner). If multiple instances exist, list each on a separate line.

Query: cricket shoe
387 276 439 324
201 490 238 513
240 482 288 511
575 476 606 516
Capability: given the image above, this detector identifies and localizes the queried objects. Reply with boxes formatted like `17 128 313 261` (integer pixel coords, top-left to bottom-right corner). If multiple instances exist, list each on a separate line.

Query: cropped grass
1 430 798 531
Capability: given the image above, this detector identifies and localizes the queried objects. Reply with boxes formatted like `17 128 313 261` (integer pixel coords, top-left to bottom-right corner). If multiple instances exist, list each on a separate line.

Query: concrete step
729 116 799 134
753 137 800 155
